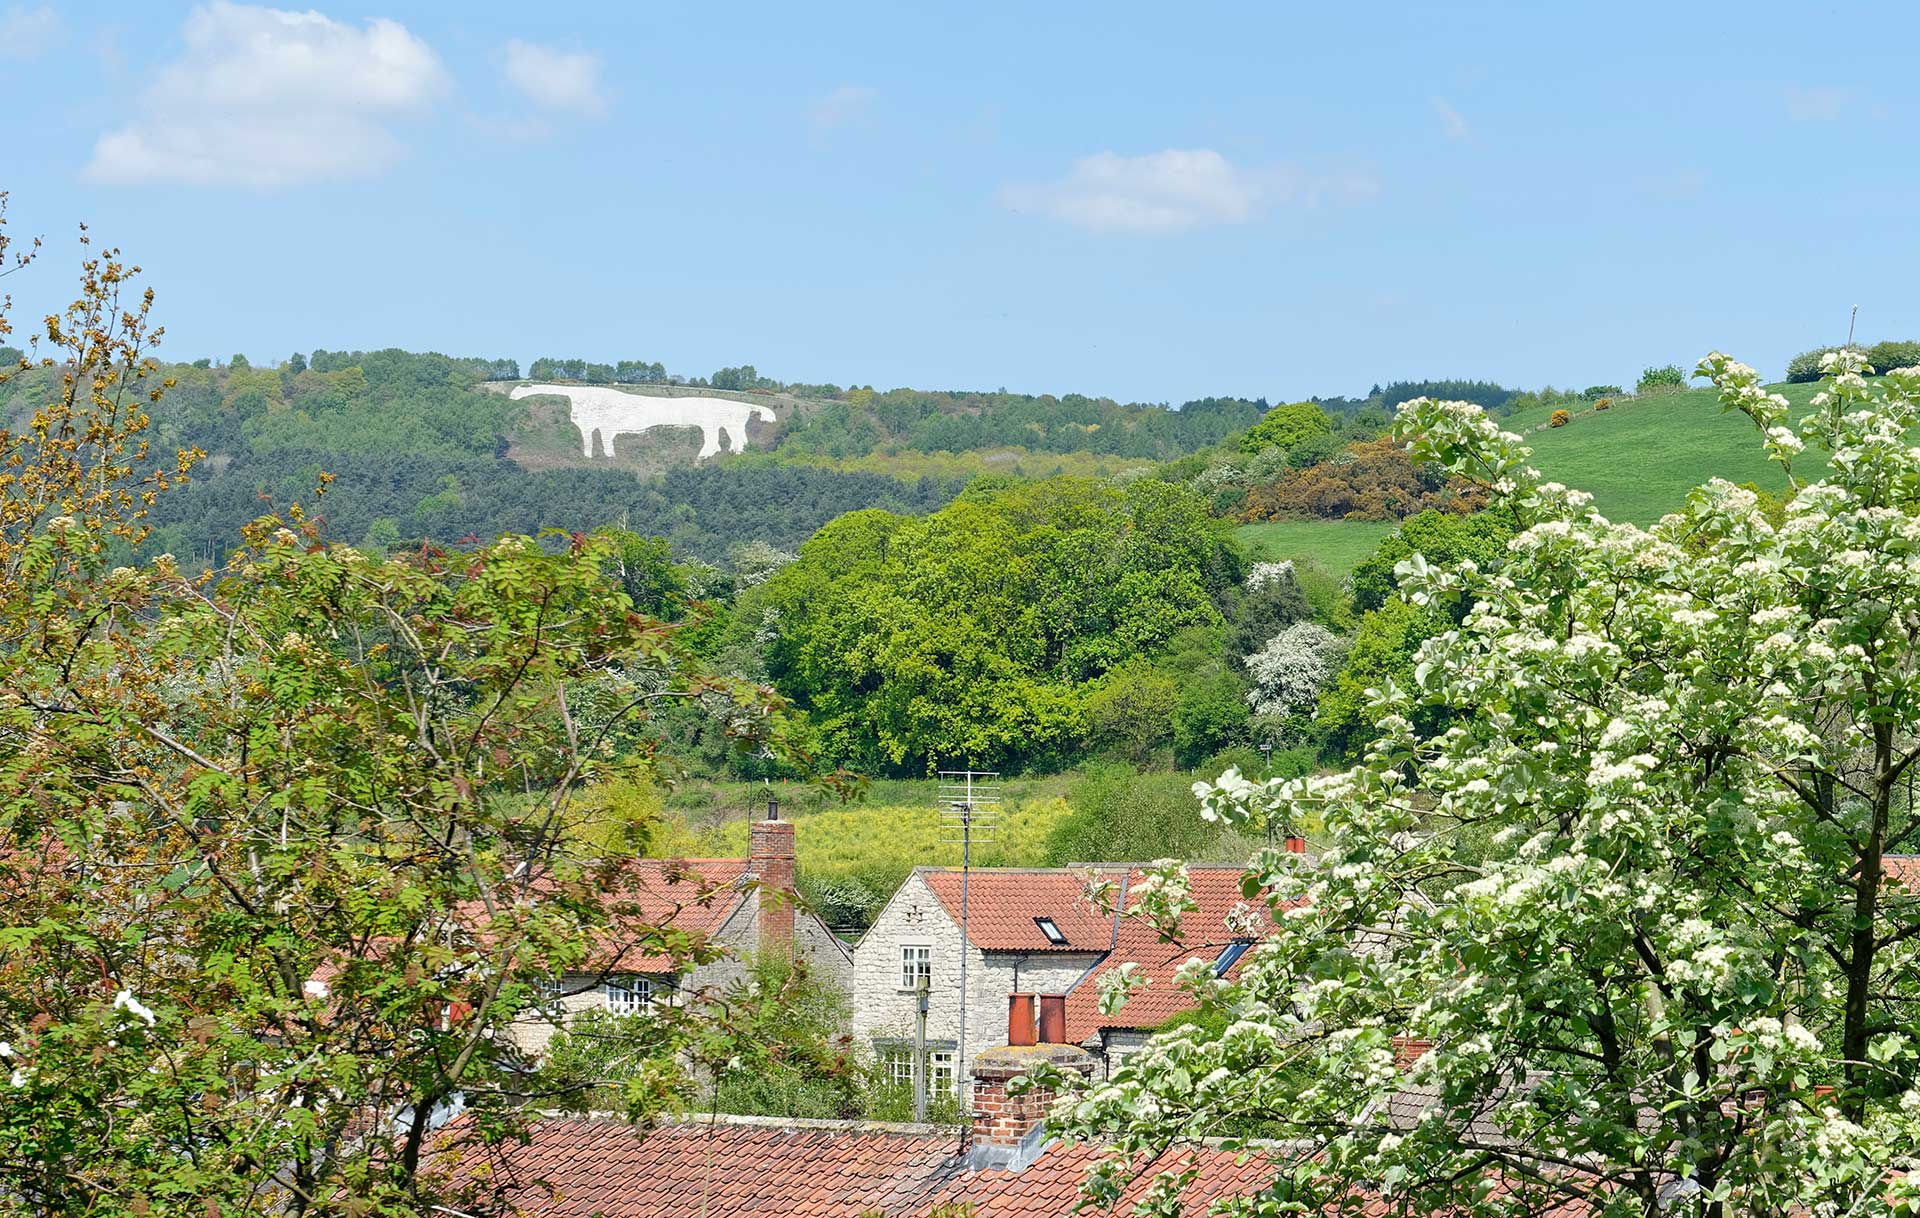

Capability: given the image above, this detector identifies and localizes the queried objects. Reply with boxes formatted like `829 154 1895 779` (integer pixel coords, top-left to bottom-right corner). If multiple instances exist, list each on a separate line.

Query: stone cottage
509 813 851 1059
849 857 1298 1088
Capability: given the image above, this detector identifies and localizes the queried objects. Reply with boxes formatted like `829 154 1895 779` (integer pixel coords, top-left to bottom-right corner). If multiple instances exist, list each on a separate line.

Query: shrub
1245 622 1349 721
1240 438 1486 523
1549 409 1571 427
1593 397 1612 411
1172 664 1252 766
1636 364 1687 394
1238 401 1333 456
1044 764 1222 865
1582 384 1622 399
1785 346 1854 383
1867 339 1920 374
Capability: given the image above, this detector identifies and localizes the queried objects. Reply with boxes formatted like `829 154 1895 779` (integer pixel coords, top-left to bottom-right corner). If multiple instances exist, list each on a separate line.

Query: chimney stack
968 1043 1095 1171
1391 1036 1432 1070
749 810 796 956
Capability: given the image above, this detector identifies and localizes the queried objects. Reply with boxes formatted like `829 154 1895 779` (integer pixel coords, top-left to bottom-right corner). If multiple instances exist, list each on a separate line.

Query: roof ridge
543 1109 955 1137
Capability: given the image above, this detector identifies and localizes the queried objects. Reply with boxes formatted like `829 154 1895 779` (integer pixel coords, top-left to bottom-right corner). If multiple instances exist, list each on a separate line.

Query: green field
1239 378 1828 573
1511 379 1823 525
1234 518 1397 578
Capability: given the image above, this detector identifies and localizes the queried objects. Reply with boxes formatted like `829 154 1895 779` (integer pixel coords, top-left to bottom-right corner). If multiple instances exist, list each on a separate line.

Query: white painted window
929 1050 956 1096
879 1047 957 1095
900 945 932 989
881 1047 914 1087
534 977 565 1012
604 975 655 1014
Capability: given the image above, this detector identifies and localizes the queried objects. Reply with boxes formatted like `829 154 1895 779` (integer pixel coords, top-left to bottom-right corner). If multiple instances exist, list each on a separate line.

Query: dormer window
1213 940 1252 976
1034 916 1068 946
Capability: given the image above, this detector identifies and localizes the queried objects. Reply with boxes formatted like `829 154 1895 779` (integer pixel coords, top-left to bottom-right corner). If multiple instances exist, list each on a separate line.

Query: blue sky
2 1 1914 402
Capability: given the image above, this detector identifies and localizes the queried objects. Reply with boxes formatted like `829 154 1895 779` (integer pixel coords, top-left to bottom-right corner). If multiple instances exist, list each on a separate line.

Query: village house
849 848 1304 1087
509 811 851 1059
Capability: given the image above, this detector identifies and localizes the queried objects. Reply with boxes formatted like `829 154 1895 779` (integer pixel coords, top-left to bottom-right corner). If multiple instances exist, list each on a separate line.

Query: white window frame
929 1049 956 1096
881 1046 915 1087
878 1046 957 1095
534 977 566 1013
604 975 656 1014
900 944 932 989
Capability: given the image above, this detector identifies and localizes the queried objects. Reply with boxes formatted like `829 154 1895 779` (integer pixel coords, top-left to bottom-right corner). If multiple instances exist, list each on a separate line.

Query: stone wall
850 871 1104 1081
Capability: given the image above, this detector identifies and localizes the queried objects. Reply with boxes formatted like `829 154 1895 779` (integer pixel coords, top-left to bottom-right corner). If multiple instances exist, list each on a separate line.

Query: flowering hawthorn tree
0 215 785 1215
1053 351 1920 1217
1244 622 1347 721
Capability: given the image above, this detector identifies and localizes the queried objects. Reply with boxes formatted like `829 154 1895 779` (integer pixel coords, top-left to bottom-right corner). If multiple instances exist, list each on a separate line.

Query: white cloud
0 4 62 59
503 39 608 117
1784 85 1846 122
999 148 1377 235
84 3 446 189
1432 96 1470 141
808 84 876 138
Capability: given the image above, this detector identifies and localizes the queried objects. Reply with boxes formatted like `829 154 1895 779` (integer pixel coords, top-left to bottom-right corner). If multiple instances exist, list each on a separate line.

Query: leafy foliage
1074 355 1920 1217
744 477 1242 774
1240 437 1487 523
0 225 780 1214
1237 401 1332 456
1636 362 1688 392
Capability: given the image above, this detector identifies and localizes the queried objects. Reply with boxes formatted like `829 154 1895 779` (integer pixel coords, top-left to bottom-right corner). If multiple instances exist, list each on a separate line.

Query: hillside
1510 379 1819 524
1237 377 1823 574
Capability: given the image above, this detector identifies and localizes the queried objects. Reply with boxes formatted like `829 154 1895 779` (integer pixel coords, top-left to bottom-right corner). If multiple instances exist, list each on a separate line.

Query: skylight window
1034 916 1068 945
1213 940 1252 976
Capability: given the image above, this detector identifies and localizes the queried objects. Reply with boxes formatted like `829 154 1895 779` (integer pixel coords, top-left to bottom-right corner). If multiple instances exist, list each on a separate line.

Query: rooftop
434 1112 1285 1217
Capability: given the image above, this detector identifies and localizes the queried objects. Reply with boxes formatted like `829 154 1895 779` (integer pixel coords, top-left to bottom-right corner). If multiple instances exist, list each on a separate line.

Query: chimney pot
1007 993 1037 1046
1284 834 1307 854
1036 994 1066 1043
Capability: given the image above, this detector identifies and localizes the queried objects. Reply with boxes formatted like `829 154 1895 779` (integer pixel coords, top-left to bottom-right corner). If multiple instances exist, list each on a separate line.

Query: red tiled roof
1064 867 1280 1040
433 1115 1288 1217
919 868 1123 953
450 858 751 975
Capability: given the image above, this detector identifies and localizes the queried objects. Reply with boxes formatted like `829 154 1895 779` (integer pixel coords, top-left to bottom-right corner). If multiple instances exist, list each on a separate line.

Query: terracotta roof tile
435 1116 1297 1217
919 868 1124 953
1065 867 1282 1040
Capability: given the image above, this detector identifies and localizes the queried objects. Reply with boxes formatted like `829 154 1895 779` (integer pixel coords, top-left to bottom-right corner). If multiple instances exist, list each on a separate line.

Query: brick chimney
968 1043 1095 1171
1391 1036 1432 1070
749 810 795 956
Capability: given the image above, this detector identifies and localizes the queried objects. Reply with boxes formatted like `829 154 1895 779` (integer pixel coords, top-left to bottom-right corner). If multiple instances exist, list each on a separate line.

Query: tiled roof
434 1115 1290 1217
451 858 752 975
919 868 1124 953
1064 866 1279 1040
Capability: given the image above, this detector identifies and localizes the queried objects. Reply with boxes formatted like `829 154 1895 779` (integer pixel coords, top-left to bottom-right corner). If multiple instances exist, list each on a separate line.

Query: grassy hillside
1239 378 1823 573
1512 380 1821 524
1235 518 1397 578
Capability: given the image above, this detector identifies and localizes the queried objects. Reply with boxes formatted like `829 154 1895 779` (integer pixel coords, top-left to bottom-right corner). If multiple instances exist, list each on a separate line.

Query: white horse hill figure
509 383 769 461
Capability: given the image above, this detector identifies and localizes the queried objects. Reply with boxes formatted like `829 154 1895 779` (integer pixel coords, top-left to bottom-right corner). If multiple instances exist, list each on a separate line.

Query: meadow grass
1510 379 1824 524
1235 378 1826 568
1234 518 1397 578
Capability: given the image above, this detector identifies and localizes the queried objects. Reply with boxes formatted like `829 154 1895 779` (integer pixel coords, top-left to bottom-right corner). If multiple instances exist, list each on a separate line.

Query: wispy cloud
999 148 1377 235
503 39 608 117
1432 96 1471 141
0 3 61 59
84 2 446 189
807 84 876 140
1784 85 1847 122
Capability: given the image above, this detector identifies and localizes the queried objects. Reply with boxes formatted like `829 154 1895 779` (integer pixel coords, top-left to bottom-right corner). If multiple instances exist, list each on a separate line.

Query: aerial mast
938 769 1000 1090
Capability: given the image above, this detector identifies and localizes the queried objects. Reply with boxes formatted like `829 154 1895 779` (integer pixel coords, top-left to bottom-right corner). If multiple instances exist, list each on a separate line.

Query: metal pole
958 780 971 1090
912 973 930 1122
